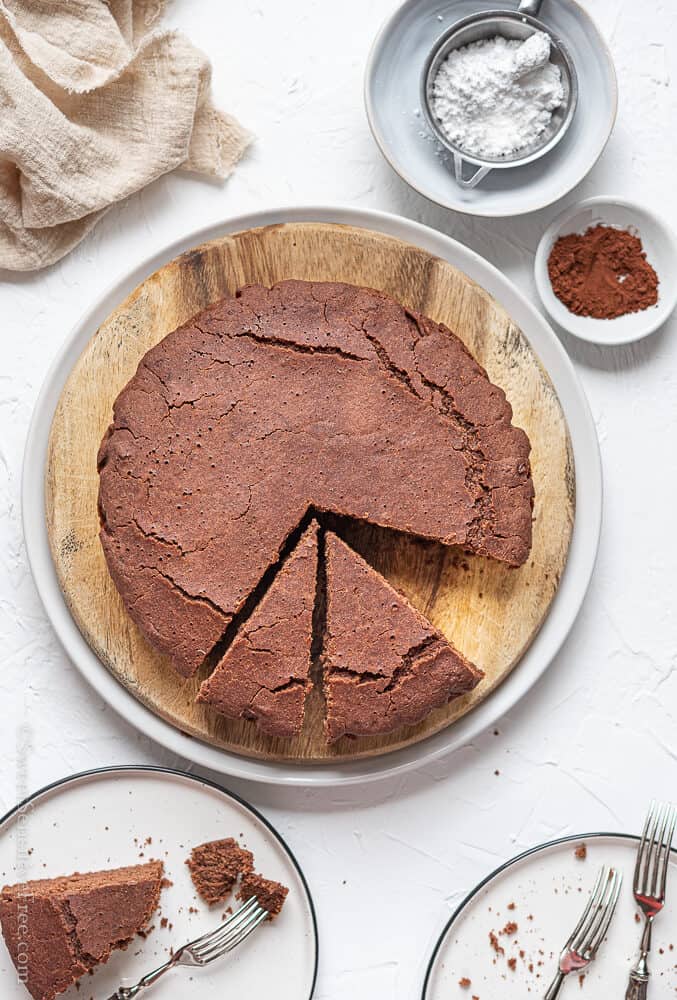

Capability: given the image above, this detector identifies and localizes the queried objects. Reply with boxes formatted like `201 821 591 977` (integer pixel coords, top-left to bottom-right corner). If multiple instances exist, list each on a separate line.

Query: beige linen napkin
0 0 251 271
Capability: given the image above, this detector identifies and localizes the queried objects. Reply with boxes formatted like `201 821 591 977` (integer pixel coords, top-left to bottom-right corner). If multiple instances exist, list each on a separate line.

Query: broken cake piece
0 860 164 1000
186 838 254 905
197 521 318 738
322 532 483 742
237 871 289 919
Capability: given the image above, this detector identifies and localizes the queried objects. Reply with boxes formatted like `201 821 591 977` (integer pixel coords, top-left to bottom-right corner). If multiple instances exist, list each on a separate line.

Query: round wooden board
46 223 574 763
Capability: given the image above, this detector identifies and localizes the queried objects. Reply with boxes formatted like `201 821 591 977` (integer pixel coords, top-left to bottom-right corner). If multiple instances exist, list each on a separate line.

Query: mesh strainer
421 0 578 189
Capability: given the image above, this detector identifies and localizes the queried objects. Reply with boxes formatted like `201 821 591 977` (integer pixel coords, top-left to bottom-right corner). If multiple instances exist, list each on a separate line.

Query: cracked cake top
323 532 483 741
98 280 533 678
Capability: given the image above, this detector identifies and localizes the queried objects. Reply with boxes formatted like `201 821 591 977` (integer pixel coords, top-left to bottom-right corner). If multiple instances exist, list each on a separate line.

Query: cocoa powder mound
547 224 659 319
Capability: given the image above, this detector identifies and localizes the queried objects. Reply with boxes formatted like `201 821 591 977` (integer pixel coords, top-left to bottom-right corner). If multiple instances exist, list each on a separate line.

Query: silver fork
105 896 268 999
625 800 676 1000
544 865 622 999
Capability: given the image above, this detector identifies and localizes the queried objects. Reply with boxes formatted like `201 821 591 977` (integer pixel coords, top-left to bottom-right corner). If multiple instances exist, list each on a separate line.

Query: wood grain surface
46 223 575 763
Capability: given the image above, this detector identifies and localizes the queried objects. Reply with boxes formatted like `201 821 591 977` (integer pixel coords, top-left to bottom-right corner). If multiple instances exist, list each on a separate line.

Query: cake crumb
489 931 505 955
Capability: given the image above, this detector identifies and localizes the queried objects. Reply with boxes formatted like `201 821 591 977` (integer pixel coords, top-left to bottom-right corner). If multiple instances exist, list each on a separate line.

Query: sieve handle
518 0 543 15
452 153 491 190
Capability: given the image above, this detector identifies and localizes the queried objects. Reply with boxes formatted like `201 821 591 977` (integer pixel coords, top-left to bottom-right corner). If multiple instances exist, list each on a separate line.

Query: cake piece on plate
187 838 254 905
323 532 483 742
0 860 164 1000
237 872 289 919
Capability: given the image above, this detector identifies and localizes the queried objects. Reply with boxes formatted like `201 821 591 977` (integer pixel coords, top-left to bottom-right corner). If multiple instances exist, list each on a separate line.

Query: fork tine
587 869 622 955
572 867 614 953
636 800 658 895
566 866 606 950
222 907 269 952
196 907 268 962
650 803 671 899
658 804 676 899
188 896 259 952
191 903 265 959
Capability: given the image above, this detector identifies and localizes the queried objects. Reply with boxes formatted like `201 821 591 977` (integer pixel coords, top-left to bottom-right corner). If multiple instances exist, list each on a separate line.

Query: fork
544 865 622 999
625 800 676 1000
105 896 268 999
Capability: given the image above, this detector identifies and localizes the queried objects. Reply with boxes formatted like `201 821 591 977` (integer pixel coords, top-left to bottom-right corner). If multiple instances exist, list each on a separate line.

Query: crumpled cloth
0 0 251 271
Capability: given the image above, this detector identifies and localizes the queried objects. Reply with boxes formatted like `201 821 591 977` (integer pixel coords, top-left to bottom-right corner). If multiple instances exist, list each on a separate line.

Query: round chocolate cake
97 279 533 739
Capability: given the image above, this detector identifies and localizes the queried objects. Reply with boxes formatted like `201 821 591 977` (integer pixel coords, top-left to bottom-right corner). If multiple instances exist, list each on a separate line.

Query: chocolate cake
323 532 483 742
0 860 164 1000
197 522 318 737
98 280 533 679
186 838 254 905
237 872 288 919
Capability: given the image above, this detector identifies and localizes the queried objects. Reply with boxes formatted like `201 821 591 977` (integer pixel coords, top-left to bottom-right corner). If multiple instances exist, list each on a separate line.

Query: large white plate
0 766 317 999
365 0 618 217
22 206 602 785
423 832 677 998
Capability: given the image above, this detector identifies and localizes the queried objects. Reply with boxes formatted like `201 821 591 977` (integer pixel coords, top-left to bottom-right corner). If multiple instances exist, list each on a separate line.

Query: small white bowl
534 196 677 345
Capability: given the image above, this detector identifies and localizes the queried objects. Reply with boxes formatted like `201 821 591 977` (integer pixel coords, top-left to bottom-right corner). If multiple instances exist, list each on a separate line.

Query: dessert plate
22 206 602 785
0 766 318 1000
422 833 677 998
365 0 618 217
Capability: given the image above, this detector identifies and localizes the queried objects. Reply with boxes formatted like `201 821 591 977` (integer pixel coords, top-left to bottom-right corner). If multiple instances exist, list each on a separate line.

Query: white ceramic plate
365 0 618 217
22 206 602 786
535 196 677 345
423 833 677 998
0 767 318 999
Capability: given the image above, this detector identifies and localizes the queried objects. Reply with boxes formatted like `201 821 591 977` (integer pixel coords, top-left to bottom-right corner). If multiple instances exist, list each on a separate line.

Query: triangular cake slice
323 532 483 743
0 860 164 1000
198 521 319 738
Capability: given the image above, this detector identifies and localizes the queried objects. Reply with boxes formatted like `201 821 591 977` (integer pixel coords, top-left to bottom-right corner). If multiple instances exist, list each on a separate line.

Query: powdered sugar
430 31 564 159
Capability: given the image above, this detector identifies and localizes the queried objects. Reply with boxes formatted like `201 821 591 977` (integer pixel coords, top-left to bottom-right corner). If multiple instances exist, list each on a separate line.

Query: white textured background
1 1 676 996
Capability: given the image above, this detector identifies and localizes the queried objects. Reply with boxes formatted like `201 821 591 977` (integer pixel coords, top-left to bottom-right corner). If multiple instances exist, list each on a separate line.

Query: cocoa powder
547 225 659 319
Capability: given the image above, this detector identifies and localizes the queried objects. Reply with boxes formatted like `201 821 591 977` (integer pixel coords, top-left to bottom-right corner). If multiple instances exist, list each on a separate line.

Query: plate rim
364 0 619 218
421 829 677 998
21 204 602 786
0 763 319 999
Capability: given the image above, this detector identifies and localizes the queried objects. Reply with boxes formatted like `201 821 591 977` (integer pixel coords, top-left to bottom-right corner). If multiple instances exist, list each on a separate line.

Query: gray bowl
421 9 579 188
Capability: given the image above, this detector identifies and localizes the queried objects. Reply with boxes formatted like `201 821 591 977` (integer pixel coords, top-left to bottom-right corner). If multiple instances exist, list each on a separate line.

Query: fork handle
625 970 649 1000
626 914 652 1000
544 970 566 999
105 950 179 999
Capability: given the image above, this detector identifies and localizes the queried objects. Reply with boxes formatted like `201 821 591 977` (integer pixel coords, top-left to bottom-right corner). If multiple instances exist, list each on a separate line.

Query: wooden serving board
46 223 574 763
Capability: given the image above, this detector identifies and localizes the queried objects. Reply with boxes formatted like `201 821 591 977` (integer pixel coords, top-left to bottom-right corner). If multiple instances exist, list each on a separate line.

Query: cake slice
0 860 164 1000
197 521 319 738
187 838 254 905
323 532 483 742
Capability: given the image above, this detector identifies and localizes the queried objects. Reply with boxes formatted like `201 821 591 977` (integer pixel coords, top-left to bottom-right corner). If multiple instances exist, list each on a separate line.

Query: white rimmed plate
535 196 677 344
0 766 318 999
423 832 677 998
22 205 602 785
365 0 617 217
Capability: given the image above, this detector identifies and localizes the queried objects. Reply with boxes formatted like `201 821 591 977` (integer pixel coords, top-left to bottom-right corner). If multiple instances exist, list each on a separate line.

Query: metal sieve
421 0 579 189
